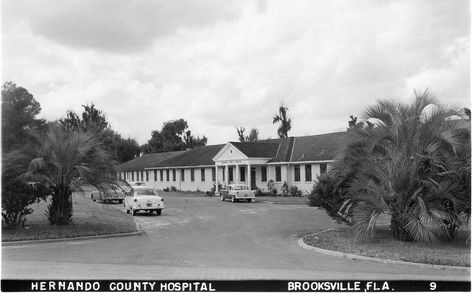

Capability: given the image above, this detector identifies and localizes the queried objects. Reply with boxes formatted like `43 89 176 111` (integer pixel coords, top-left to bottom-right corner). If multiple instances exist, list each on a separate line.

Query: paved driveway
2 194 470 280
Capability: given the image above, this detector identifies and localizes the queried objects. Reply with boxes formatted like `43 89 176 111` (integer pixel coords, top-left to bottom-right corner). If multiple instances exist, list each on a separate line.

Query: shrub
267 180 277 196
163 187 170 192
2 180 49 229
2 150 49 228
208 187 215 196
280 182 289 196
208 183 222 196
170 186 177 192
289 185 303 197
308 173 350 224
255 188 264 196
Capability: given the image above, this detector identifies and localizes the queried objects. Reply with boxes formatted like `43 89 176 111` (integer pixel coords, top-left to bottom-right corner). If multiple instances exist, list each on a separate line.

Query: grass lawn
2 188 138 242
303 227 470 267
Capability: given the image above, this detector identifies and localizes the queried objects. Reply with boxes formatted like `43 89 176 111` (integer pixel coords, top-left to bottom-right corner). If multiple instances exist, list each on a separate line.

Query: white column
225 165 229 185
177 168 181 191
236 165 240 183
247 163 251 189
215 165 219 194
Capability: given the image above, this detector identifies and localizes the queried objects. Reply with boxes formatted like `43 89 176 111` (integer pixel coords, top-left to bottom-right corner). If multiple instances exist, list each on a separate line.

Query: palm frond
334 93 470 243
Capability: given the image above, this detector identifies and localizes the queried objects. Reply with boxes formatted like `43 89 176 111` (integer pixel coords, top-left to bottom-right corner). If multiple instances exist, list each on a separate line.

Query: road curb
297 232 470 272
260 200 308 205
2 230 144 247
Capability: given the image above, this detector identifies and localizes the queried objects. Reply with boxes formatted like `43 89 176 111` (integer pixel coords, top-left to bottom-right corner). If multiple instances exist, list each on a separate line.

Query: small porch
214 164 262 190
212 143 273 193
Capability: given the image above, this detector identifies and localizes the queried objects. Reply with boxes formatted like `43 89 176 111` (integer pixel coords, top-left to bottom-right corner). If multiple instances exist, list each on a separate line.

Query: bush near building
308 173 349 224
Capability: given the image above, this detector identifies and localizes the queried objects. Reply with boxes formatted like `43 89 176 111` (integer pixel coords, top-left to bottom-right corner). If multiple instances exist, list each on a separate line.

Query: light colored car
220 184 256 202
91 183 126 204
128 181 146 187
124 186 164 216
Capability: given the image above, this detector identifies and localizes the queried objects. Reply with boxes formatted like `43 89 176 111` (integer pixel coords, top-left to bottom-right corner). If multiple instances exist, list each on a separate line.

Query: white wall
253 163 329 194
123 162 331 195
139 167 215 193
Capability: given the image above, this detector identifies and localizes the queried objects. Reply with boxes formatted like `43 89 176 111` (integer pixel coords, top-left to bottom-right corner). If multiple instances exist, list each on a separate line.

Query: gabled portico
212 143 274 192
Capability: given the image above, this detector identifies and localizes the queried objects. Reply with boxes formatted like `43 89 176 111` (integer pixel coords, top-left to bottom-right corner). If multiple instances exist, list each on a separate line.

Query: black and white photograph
1 0 470 292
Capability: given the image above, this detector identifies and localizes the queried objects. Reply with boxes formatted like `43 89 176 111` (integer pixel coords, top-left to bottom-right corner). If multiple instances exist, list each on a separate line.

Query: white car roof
129 181 146 185
132 185 154 190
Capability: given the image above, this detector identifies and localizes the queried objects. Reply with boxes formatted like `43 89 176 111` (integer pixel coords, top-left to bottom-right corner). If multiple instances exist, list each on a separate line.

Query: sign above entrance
221 160 243 164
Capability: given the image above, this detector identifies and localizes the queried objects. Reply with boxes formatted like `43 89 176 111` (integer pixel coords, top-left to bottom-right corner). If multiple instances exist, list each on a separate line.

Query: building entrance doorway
251 167 256 190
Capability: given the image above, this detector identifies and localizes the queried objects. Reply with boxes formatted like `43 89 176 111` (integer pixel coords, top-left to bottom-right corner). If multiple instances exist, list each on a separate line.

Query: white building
117 132 345 194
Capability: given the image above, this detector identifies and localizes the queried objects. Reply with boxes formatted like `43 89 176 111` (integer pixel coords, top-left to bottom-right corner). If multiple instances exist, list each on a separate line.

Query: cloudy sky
2 0 470 145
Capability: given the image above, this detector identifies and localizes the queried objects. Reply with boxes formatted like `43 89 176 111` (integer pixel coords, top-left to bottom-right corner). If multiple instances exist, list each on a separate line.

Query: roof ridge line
274 143 281 160
289 137 296 162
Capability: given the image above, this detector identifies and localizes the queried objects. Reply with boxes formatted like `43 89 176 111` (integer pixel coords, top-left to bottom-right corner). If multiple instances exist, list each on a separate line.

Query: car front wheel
221 195 225 201
132 209 138 216
156 209 162 216
231 197 236 203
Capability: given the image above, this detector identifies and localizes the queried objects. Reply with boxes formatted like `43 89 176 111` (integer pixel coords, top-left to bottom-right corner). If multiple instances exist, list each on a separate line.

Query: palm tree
336 92 470 243
273 105 292 139
24 126 116 225
236 127 246 142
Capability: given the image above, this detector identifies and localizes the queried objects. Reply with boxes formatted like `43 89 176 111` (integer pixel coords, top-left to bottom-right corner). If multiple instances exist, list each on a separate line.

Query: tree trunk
390 215 414 242
47 186 73 225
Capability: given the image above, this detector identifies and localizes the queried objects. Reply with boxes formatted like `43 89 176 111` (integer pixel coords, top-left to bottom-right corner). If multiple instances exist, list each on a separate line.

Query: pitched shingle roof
153 144 226 168
270 137 294 162
289 132 346 162
118 132 347 171
117 151 185 172
230 141 280 158
230 132 345 162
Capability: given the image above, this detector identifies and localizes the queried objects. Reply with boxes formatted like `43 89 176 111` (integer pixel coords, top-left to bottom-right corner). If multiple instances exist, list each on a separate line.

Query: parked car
114 179 133 196
219 184 256 202
128 181 146 187
91 183 126 204
124 186 164 216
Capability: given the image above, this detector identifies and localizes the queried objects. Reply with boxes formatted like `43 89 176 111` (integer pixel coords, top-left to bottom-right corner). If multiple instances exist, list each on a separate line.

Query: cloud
2 0 470 145
3 0 247 53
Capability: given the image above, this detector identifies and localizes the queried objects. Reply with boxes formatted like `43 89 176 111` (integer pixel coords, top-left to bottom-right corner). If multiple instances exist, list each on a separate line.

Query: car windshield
115 181 127 187
100 184 118 192
233 185 248 190
135 189 158 195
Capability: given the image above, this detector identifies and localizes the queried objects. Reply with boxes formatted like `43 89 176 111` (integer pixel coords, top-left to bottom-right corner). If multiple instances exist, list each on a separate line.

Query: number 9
430 282 437 291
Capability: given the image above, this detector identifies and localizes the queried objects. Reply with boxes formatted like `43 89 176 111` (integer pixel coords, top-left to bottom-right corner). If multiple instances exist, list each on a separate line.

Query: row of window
122 164 327 183
293 164 327 182
222 166 268 182
224 164 327 183
125 168 216 183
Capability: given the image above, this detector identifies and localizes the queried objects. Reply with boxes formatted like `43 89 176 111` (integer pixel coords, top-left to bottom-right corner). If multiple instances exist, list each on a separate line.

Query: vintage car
114 179 133 196
128 181 146 187
124 186 164 216
220 184 256 202
91 183 126 204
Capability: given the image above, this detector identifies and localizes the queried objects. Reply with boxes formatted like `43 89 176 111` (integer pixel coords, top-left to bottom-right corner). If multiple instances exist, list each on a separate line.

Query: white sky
2 0 470 145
